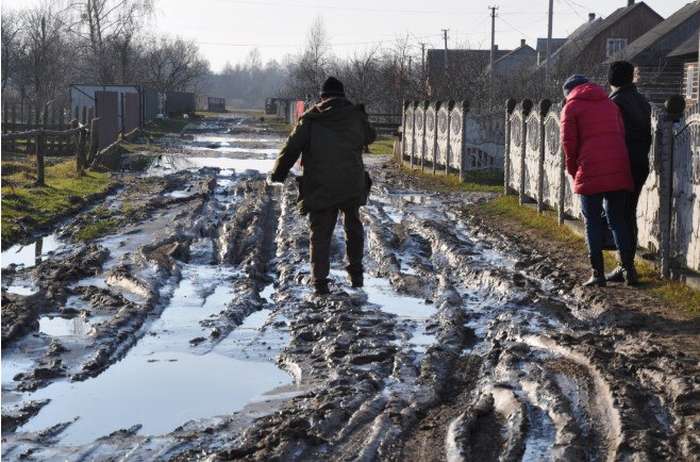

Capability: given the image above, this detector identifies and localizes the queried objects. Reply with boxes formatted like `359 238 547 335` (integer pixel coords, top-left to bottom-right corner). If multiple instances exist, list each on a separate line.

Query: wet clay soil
1 116 698 461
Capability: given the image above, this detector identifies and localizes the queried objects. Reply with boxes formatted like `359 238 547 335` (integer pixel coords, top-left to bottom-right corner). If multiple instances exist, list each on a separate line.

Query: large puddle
147 130 285 176
1 233 64 269
16 265 292 445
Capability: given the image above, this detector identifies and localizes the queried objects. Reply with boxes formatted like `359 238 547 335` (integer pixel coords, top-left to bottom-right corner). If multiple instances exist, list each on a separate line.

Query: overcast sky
2 0 690 72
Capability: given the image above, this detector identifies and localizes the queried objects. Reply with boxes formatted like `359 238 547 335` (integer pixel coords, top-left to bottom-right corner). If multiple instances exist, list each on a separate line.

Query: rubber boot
349 273 363 288
583 254 606 287
314 280 330 296
621 252 639 286
605 265 625 283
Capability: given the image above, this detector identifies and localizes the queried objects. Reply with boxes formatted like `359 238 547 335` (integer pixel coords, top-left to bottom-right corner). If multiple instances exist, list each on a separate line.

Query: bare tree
1 11 24 96
68 0 153 83
290 16 331 97
139 36 209 92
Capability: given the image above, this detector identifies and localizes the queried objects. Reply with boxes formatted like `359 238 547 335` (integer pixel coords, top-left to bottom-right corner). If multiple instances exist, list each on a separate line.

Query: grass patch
403 165 503 194
144 118 190 137
74 218 119 241
368 136 395 155
481 195 700 315
1 160 113 248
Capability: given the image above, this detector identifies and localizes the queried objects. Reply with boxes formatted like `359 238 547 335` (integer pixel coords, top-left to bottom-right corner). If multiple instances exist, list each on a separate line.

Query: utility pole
441 29 449 77
545 0 554 88
489 6 498 106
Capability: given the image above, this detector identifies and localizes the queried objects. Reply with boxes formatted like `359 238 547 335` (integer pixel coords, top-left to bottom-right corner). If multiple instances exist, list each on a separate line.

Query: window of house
606 38 628 58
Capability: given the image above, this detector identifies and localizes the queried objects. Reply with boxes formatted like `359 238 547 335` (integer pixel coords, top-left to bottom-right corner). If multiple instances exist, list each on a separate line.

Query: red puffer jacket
560 82 633 195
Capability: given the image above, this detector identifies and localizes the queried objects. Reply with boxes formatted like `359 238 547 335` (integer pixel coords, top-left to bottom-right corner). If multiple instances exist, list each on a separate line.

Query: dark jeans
309 206 364 284
580 191 633 271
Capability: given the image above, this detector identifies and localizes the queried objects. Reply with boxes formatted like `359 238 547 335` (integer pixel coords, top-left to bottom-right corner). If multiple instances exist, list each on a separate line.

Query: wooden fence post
537 99 551 213
659 96 685 278
35 131 45 186
519 99 533 205
88 117 100 165
504 98 517 195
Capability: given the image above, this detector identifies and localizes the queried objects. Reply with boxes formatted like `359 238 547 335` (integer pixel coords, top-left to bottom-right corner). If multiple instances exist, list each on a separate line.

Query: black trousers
309 206 364 285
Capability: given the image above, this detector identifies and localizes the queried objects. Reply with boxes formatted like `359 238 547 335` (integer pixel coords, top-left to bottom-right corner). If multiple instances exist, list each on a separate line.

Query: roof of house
617 2 700 62
544 2 662 68
667 30 699 57
427 48 512 78
535 38 568 57
491 44 537 67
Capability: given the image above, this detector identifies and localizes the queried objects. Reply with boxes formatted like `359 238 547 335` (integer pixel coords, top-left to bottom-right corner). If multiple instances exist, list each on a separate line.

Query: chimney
628 0 634 6
588 13 596 22
521 39 526 47
494 44 498 51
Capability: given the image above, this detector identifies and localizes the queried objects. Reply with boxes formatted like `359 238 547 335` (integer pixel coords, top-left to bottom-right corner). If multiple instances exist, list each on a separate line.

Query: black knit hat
320 77 345 98
608 61 634 87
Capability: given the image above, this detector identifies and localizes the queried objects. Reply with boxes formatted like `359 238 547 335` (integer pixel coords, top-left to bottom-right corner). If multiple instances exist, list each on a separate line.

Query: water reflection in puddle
1 234 63 269
148 155 276 175
39 315 106 337
17 265 292 444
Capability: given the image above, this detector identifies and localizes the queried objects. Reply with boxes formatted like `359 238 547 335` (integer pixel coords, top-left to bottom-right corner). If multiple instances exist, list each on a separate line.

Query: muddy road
2 115 698 461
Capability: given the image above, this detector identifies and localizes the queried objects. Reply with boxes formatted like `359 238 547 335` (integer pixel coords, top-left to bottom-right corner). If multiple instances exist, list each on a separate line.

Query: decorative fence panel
672 104 700 270
436 103 450 170
542 109 562 211
413 103 426 168
501 97 699 274
524 111 540 200
402 103 415 163
424 103 438 171
448 102 464 172
508 110 522 193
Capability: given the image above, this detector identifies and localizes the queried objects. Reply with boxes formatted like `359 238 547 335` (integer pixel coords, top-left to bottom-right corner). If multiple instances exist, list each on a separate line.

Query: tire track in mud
2 126 698 461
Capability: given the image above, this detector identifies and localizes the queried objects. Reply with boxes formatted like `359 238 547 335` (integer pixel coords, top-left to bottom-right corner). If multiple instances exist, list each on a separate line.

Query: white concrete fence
400 101 505 179
504 97 700 275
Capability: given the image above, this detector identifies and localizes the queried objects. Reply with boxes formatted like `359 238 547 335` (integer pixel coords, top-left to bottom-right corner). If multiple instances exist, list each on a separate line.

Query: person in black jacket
606 61 652 283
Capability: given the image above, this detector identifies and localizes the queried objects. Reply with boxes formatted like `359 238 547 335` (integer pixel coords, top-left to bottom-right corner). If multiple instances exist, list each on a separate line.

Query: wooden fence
2 103 99 185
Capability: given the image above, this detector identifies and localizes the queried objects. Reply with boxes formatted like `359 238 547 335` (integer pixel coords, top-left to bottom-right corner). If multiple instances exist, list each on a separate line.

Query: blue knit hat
562 74 589 96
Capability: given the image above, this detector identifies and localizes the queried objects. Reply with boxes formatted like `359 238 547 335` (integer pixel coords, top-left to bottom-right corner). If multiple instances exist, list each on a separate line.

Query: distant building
611 1 700 103
488 39 537 76
426 47 512 98
535 38 567 66
540 1 663 81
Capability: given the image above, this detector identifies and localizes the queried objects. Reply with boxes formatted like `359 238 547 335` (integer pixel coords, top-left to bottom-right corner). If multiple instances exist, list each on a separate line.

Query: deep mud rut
2 115 698 461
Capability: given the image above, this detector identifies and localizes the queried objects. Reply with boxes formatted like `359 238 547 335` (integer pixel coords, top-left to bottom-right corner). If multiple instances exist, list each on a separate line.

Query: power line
219 0 579 16
198 33 442 49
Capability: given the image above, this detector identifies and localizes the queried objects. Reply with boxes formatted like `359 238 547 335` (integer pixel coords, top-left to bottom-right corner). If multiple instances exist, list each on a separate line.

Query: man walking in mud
269 77 376 295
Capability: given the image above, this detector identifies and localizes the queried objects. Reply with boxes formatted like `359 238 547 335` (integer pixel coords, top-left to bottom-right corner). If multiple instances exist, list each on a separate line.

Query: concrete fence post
504 98 517 195
558 124 566 225
659 96 685 278
433 101 441 175
410 101 419 169
537 99 552 213
421 100 430 172
519 99 533 205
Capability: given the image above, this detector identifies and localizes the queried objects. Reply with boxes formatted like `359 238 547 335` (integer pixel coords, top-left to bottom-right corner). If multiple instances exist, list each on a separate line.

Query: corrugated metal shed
69 84 141 131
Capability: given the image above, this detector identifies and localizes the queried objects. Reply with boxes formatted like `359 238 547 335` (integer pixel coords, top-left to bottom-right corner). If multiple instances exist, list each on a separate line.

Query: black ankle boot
584 254 606 287
605 265 625 282
620 252 639 286
349 273 363 288
314 281 330 295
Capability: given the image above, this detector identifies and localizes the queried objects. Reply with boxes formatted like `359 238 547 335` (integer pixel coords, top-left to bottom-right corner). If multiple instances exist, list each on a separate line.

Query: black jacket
270 97 376 212
610 84 652 185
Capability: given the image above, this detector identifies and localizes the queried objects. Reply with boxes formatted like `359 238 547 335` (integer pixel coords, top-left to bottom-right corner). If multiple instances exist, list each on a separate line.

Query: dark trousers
309 206 364 284
581 191 633 271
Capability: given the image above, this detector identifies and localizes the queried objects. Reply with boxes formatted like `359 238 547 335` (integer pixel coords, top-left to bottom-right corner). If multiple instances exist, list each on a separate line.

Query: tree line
1 0 209 110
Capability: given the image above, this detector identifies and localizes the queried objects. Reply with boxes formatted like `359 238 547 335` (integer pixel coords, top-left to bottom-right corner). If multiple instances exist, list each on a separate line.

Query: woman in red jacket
560 75 637 287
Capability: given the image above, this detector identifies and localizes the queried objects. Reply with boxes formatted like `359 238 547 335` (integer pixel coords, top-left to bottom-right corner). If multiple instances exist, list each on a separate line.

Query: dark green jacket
270 97 376 212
